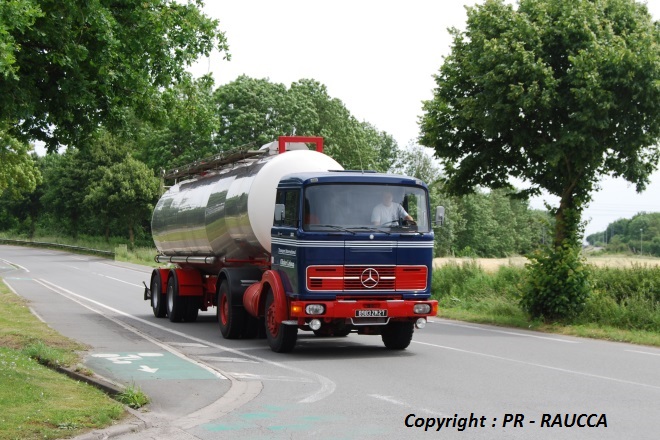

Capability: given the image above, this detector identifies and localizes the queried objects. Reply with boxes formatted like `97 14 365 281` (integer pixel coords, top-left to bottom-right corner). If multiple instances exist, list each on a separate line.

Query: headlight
413 303 431 314
305 304 325 315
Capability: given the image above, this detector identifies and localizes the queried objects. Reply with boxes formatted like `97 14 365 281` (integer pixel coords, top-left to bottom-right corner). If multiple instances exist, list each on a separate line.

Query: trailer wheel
265 290 297 353
151 271 166 318
217 280 244 339
381 321 414 350
166 274 184 322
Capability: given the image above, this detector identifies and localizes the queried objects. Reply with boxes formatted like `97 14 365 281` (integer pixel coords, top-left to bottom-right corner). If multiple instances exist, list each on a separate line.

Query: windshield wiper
314 224 356 235
351 226 391 236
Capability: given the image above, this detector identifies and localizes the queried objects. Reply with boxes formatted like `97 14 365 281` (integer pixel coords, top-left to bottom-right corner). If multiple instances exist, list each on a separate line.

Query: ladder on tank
162 136 324 181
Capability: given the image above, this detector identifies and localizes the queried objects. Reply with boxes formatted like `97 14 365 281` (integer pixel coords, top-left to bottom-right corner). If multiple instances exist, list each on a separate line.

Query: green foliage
85 157 161 245
0 126 41 196
116 384 149 409
521 243 592 321
420 0 660 249
432 261 525 301
138 75 219 171
418 0 660 317
22 341 76 369
431 260 660 343
1 0 227 152
210 76 395 171
587 212 660 256
0 280 124 439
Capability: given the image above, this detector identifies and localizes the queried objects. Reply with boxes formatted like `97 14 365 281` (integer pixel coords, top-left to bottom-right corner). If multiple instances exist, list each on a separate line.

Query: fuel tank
151 142 343 260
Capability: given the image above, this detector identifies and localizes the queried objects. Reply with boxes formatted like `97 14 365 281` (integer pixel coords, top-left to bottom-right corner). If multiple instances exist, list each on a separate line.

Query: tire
265 290 297 353
166 274 184 322
217 280 244 339
183 297 199 322
151 271 166 318
381 321 414 350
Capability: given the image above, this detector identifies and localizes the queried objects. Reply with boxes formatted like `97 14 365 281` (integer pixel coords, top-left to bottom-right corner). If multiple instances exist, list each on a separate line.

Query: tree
0 126 40 195
420 0 660 319
85 156 160 245
214 75 292 149
138 75 219 171
39 129 133 237
1 0 227 152
420 0 660 248
212 76 397 171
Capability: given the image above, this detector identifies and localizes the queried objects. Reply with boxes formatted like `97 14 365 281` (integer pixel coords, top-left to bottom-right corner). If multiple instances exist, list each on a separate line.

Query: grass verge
0 279 126 440
432 261 660 347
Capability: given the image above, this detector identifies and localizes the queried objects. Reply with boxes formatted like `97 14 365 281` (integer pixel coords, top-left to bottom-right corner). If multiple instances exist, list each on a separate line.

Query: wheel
166 274 184 322
265 290 297 353
217 280 245 339
151 271 166 318
183 297 199 322
381 321 414 350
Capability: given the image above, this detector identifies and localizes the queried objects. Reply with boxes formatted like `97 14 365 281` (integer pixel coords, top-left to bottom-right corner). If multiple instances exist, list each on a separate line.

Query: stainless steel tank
151 143 342 261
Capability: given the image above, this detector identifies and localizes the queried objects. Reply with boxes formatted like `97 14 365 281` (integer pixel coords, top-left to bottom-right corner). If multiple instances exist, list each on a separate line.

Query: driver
371 190 414 226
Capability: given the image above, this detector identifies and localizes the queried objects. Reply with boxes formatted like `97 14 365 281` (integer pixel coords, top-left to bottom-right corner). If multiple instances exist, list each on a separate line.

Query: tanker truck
144 136 439 352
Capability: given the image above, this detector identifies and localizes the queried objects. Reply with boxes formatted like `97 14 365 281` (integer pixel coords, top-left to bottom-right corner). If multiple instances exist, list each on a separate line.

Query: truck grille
306 265 427 292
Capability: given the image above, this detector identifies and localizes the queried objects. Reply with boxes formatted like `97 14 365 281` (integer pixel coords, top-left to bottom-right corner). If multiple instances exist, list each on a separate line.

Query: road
1 244 659 439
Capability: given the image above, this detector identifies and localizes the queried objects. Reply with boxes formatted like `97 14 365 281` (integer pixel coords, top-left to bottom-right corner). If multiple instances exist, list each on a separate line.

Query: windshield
303 184 430 233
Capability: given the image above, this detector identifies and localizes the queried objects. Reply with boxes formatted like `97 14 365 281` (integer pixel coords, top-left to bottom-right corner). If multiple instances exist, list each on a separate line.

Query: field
433 254 660 272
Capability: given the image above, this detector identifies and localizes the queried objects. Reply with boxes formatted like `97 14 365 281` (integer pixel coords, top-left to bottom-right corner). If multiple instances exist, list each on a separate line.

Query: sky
193 0 660 239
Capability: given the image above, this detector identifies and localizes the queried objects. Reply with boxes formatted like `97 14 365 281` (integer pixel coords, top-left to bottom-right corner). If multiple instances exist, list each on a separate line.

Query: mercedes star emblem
360 268 380 288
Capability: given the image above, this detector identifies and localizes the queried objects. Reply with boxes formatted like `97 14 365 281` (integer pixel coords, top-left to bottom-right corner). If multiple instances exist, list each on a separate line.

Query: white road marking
413 340 660 391
34 278 335 403
428 319 580 343
626 350 660 357
369 394 448 417
28 307 47 323
138 365 159 373
2 279 20 295
35 279 225 379
66 265 142 287
198 356 258 364
167 342 209 348
0 258 30 273
228 373 313 383
101 274 142 287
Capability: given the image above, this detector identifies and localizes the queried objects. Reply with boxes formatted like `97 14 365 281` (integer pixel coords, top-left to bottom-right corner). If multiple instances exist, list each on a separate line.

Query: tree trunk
554 189 582 248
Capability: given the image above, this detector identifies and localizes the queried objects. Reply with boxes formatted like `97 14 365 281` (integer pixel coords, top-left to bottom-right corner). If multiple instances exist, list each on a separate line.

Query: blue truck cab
269 171 438 344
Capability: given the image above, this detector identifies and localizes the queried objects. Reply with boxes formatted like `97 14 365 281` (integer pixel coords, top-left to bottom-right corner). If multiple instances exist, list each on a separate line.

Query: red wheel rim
266 302 278 337
220 294 228 326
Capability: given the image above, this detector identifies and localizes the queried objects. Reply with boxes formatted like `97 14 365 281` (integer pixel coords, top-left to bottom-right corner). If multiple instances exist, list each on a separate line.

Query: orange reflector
291 305 303 315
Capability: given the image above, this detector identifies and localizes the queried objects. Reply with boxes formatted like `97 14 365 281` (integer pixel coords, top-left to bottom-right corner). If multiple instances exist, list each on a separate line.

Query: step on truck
144 136 440 352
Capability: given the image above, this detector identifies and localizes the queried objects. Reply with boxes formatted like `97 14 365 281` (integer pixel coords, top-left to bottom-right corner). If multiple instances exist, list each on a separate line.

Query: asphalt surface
1 244 659 440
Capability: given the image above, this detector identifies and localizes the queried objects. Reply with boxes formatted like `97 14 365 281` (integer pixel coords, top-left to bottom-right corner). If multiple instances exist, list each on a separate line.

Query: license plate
355 309 387 317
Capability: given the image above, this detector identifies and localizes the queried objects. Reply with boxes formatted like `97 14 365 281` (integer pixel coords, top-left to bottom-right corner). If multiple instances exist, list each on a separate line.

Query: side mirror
274 204 285 223
434 206 445 226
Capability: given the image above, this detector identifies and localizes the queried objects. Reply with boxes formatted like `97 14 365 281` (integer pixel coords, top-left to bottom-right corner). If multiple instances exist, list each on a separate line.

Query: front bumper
289 298 438 320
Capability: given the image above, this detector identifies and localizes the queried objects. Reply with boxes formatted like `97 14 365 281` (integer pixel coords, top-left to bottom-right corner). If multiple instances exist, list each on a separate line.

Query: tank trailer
144 136 440 352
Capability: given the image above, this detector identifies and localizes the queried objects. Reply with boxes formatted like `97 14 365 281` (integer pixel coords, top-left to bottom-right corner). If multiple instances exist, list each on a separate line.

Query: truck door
271 188 300 294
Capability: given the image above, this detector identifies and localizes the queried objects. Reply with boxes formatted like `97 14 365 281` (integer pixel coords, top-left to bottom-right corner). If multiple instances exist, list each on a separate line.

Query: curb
73 408 151 440
56 366 125 396
57 367 152 439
